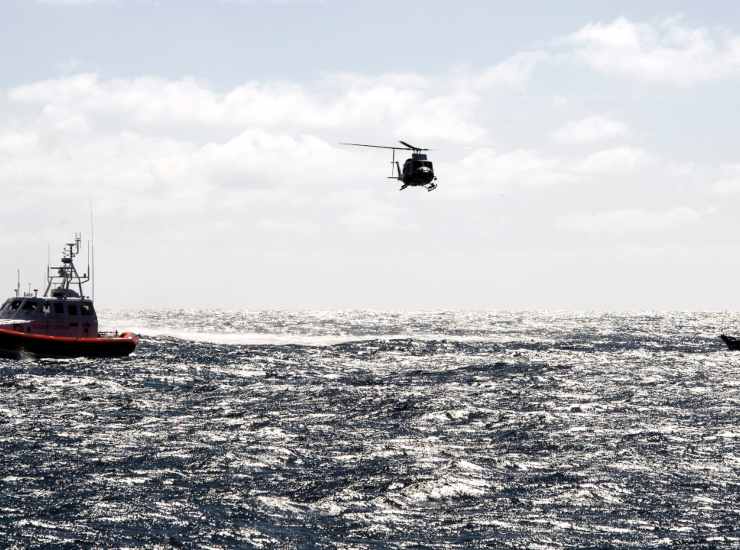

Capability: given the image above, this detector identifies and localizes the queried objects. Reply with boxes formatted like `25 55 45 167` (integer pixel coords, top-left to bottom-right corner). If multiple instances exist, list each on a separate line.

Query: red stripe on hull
0 328 139 359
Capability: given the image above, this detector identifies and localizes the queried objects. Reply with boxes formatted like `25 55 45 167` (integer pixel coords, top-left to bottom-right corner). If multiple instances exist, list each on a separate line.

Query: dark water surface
1 311 738 548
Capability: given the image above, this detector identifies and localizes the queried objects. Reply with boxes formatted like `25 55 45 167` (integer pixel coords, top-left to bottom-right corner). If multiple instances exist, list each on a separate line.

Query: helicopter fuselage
400 154 435 186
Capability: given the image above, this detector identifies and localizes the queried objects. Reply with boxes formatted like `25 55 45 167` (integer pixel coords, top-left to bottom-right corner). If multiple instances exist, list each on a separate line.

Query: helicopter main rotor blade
399 140 429 151
340 142 409 151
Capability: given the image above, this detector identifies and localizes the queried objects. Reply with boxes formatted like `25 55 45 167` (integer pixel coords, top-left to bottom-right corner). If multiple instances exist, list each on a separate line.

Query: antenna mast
44 233 90 298
90 201 95 302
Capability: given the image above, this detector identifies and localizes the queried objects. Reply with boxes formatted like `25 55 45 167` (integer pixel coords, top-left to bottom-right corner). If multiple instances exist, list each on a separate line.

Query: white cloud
552 115 629 144
456 148 575 192
565 16 740 84
451 145 649 199
712 165 740 194
475 51 548 88
8 73 485 143
714 178 740 194
557 207 702 235
0 131 39 155
575 146 649 175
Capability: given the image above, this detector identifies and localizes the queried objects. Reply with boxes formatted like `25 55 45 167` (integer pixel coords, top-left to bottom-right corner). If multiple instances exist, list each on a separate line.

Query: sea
0 311 738 549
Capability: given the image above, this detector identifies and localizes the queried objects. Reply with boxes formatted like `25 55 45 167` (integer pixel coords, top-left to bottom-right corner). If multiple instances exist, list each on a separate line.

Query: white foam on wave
109 326 510 346
137 328 383 346
401 474 489 502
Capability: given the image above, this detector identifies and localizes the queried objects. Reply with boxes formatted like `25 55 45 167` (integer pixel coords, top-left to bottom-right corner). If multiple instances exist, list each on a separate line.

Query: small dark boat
0 233 138 359
720 334 740 351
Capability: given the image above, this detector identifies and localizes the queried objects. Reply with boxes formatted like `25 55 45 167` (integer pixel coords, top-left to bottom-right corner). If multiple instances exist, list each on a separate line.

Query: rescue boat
0 234 138 359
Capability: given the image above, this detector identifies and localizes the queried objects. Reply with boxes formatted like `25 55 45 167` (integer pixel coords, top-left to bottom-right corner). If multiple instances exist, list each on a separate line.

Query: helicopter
342 140 438 191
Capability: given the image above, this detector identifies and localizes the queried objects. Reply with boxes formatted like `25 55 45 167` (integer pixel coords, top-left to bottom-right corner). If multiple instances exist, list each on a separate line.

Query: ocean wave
117 326 515 346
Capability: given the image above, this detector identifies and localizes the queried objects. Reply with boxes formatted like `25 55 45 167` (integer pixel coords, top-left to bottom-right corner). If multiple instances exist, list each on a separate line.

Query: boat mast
44 234 91 299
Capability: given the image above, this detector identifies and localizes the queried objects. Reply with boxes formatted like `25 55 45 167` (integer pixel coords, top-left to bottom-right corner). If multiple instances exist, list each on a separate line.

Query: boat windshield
21 300 39 312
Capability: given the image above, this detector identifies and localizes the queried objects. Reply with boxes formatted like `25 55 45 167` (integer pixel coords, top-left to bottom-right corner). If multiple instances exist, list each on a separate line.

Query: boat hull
0 328 139 359
720 334 740 351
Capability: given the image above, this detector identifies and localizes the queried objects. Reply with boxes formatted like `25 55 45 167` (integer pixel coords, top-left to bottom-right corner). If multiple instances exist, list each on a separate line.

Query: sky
1 0 740 309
